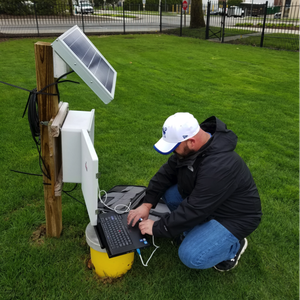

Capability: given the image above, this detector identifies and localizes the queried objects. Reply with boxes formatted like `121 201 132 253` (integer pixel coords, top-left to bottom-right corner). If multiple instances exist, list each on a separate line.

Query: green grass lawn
164 26 299 52
225 33 299 51
164 26 257 39
0 34 298 300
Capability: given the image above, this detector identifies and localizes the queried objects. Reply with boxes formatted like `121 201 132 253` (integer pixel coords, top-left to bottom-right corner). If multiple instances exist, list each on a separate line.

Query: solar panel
51 25 116 104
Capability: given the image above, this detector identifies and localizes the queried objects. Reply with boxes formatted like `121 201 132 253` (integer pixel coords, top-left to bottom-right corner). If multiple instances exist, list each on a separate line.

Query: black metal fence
204 1 299 49
0 1 298 50
0 2 181 37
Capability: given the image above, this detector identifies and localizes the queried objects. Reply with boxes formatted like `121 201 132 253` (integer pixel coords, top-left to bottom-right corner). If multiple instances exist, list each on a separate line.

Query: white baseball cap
154 112 200 155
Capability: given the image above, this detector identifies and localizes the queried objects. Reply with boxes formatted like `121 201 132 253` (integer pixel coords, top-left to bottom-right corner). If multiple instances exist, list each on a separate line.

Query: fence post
221 1 226 43
160 1 163 32
123 3 126 34
80 2 85 33
205 2 211 39
33 2 40 37
260 1 268 47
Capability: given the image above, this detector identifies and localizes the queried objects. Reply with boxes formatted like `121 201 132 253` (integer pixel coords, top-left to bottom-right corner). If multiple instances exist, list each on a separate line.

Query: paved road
0 12 298 36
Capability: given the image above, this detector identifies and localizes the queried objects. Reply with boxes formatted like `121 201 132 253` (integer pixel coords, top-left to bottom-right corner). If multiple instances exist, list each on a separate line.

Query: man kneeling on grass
128 112 262 272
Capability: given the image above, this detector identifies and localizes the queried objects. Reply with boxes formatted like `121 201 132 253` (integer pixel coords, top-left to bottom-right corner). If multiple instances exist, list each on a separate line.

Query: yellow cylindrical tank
85 223 134 278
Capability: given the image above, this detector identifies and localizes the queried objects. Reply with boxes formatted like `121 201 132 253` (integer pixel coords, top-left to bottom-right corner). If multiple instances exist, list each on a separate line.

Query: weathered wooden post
34 42 62 237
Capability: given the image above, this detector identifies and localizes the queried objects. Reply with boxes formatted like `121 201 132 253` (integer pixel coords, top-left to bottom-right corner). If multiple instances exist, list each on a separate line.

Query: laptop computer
94 211 150 258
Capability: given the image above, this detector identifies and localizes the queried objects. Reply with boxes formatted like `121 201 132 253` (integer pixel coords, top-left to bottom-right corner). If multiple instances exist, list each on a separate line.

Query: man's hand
139 219 154 235
127 203 152 227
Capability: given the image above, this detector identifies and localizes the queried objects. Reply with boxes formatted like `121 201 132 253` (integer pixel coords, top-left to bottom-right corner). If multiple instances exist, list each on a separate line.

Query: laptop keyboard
100 214 133 250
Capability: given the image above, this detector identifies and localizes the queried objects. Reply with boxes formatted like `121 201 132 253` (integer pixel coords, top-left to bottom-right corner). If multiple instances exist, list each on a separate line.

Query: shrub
235 22 253 27
124 0 181 11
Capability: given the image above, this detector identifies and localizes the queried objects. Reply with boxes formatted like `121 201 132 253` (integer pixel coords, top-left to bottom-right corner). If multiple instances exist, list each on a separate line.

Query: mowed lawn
0 34 298 300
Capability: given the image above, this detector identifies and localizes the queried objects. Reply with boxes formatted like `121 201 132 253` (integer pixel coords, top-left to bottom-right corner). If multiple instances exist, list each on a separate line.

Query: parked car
210 10 219 15
22 1 34 6
21 1 35 12
274 12 281 19
75 2 94 14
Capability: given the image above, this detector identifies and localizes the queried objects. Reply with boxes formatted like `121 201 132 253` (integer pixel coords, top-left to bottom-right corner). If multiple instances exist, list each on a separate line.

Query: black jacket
144 116 262 240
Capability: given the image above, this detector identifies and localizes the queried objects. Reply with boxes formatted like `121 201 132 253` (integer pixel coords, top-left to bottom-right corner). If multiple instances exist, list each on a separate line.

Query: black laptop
94 211 150 258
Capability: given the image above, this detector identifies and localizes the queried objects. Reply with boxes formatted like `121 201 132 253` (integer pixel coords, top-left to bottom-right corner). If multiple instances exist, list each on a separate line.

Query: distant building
281 0 299 19
241 0 299 18
271 0 300 18
282 0 295 5
273 0 284 5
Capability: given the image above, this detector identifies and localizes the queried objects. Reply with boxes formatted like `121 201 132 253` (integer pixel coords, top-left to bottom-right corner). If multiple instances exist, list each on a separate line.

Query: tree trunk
190 0 205 28
68 0 74 16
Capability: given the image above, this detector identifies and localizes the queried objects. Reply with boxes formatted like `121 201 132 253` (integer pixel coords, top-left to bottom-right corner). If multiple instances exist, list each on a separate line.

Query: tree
67 0 74 16
190 0 205 28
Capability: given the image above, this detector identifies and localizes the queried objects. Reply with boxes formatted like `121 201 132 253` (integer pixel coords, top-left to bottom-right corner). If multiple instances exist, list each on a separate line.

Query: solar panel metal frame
51 25 117 104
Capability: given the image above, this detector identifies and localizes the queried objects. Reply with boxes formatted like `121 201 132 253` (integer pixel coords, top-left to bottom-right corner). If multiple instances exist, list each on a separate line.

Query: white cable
97 184 159 265
98 185 131 214
138 235 160 267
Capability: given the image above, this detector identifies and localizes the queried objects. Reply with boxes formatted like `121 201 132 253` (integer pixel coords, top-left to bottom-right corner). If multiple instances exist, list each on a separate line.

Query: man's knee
162 185 183 211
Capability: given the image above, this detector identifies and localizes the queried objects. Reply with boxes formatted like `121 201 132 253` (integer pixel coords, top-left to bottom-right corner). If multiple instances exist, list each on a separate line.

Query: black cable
55 70 78 103
63 183 78 193
62 190 85 206
63 184 86 206
62 183 86 206
2 73 83 206
27 89 41 144
1 71 80 182
11 169 82 205
23 89 50 179
10 169 42 177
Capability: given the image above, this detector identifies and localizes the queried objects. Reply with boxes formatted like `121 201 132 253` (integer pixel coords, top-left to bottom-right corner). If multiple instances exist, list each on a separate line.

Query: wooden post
35 42 62 237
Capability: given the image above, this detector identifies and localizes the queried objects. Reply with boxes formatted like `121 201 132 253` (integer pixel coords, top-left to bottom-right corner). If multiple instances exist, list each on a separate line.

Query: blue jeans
162 185 240 269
